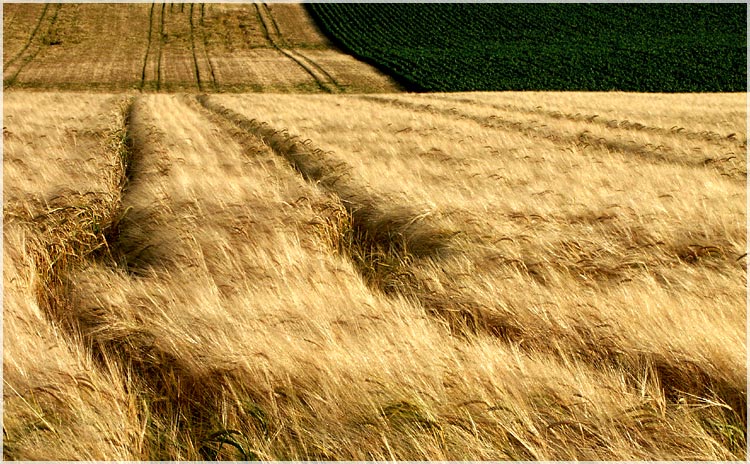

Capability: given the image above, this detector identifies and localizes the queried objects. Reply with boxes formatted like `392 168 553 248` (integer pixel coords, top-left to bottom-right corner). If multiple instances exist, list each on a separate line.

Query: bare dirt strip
2 3 399 92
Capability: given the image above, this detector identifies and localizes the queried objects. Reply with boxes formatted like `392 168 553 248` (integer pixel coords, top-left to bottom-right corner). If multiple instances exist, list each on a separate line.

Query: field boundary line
3 3 60 88
3 3 49 70
253 3 340 93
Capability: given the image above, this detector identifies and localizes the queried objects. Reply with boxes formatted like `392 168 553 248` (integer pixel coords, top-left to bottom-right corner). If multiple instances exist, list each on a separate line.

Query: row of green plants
306 3 746 92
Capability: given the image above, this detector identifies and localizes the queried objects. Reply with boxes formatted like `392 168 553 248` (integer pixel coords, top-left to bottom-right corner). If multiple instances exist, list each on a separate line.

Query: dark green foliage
306 3 746 92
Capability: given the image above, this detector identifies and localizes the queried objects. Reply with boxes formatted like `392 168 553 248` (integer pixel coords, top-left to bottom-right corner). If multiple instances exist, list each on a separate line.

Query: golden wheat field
3 89 747 460
2 1 748 462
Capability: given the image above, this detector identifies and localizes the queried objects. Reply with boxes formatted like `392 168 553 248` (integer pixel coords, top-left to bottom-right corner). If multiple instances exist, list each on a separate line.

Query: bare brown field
2 3 399 93
2 3 47 71
3 90 746 460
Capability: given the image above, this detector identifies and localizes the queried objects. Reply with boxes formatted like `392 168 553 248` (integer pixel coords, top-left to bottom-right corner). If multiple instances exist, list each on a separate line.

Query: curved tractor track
3 3 61 88
253 2 342 93
3 3 49 70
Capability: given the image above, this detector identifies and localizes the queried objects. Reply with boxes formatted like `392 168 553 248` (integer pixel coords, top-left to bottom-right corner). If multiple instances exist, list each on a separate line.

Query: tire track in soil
188 3 202 91
23 97 134 336
359 96 747 182
198 3 217 89
3 3 61 88
97 97 255 458
196 94 456 260
253 2 341 93
140 3 156 91
4 97 145 458
156 3 165 91
196 96 746 424
260 3 342 90
435 95 748 151
3 3 49 71
25 97 264 460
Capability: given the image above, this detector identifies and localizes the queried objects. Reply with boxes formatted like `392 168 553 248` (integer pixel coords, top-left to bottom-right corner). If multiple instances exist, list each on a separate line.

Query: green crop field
307 3 747 92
